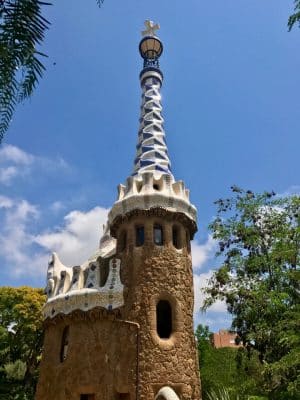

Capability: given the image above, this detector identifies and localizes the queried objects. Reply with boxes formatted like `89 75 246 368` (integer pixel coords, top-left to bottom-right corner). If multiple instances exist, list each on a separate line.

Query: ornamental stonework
36 21 201 400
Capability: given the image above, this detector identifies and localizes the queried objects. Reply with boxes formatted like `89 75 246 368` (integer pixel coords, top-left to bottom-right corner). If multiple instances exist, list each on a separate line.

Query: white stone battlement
43 225 124 319
109 172 197 225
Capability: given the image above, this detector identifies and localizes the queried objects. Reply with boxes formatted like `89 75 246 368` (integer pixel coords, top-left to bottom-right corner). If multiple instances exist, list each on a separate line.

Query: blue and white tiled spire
108 21 197 231
132 21 173 178
133 73 172 177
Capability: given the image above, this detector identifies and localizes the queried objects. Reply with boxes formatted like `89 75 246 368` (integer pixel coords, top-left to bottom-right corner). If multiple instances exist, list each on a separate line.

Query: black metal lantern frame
139 36 163 69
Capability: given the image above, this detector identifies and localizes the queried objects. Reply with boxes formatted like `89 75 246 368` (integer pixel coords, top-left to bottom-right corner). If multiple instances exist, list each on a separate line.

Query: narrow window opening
136 226 144 247
153 225 163 246
156 300 172 339
80 395 95 400
186 230 191 254
99 259 110 287
117 393 130 400
119 231 127 252
172 226 181 249
60 326 69 362
153 183 160 190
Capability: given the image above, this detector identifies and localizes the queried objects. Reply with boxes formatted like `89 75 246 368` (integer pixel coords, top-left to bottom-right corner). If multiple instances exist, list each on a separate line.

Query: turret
36 21 201 400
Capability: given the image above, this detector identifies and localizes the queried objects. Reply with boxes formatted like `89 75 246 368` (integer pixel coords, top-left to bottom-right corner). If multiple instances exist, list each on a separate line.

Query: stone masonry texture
36 211 201 400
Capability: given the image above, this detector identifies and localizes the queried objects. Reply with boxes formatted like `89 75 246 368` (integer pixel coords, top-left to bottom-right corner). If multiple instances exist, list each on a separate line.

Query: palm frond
288 0 300 31
0 0 51 142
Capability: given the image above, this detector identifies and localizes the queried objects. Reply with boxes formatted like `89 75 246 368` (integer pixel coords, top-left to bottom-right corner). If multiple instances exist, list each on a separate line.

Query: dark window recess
186 231 191 253
100 259 110 287
119 231 127 251
117 394 130 400
156 300 172 339
60 326 70 362
153 225 163 246
172 226 180 249
153 184 160 190
80 395 95 400
136 226 144 247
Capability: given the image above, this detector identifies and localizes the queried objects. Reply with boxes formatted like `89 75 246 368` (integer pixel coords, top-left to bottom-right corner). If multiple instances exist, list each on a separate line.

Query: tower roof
133 22 172 178
108 21 197 232
132 71 173 177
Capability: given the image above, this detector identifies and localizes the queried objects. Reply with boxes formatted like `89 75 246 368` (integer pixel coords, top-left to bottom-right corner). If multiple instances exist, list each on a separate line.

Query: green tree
203 188 300 399
195 324 212 356
196 325 266 399
0 286 46 400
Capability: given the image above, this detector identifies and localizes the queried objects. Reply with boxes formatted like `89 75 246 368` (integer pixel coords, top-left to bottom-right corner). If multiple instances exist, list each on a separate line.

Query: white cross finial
142 20 160 37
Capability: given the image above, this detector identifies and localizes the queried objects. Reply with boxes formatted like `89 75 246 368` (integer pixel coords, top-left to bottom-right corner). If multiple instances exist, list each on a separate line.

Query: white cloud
0 144 34 165
0 166 19 184
0 195 13 208
0 194 109 278
193 271 227 314
50 201 65 213
35 207 109 266
193 270 229 331
0 144 70 185
192 235 227 316
0 198 42 276
191 235 217 271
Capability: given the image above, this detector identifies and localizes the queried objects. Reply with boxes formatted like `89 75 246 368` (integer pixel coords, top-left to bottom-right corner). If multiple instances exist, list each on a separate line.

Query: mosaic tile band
133 70 172 177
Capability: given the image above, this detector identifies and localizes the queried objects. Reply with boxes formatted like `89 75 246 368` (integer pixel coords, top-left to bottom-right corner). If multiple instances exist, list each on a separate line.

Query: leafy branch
288 0 300 31
0 0 104 143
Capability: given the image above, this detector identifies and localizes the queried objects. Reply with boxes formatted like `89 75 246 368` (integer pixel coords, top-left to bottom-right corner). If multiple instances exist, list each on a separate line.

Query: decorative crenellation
43 258 124 319
108 171 197 229
43 222 124 319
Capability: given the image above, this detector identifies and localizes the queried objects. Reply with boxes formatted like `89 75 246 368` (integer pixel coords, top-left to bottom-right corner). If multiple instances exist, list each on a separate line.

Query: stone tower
36 21 201 400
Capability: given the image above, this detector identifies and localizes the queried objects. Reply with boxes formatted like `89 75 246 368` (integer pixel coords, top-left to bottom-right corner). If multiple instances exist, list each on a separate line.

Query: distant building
211 330 241 348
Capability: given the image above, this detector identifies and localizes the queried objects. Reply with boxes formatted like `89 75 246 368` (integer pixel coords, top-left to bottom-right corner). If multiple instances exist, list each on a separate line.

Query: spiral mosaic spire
132 72 172 177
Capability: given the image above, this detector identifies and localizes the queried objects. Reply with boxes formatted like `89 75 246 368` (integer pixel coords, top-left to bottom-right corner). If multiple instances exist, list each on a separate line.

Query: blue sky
0 0 299 332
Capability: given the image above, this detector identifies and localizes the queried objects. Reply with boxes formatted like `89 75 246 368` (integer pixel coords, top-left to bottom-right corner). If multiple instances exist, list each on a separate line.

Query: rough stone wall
116 213 201 400
35 310 137 400
36 211 201 400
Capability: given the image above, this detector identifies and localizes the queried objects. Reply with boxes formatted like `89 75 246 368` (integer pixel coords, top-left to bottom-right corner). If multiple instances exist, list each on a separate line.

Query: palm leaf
288 0 300 31
0 0 51 142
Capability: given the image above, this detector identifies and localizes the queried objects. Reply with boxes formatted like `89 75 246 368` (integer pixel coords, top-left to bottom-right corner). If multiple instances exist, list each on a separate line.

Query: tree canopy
203 188 300 399
0 286 45 400
196 324 266 400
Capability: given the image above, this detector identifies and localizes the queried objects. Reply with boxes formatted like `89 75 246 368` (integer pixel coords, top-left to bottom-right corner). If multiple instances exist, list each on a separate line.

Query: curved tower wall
113 212 201 400
36 22 201 400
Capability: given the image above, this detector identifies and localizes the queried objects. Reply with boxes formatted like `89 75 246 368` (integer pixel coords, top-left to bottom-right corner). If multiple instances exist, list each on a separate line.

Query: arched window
136 226 144 247
153 224 163 246
60 326 70 362
119 231 127 252
172 226 181 249
156 300 172 339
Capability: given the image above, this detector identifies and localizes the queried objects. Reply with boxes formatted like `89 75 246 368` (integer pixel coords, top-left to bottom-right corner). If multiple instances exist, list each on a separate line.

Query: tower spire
132 21 173 177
